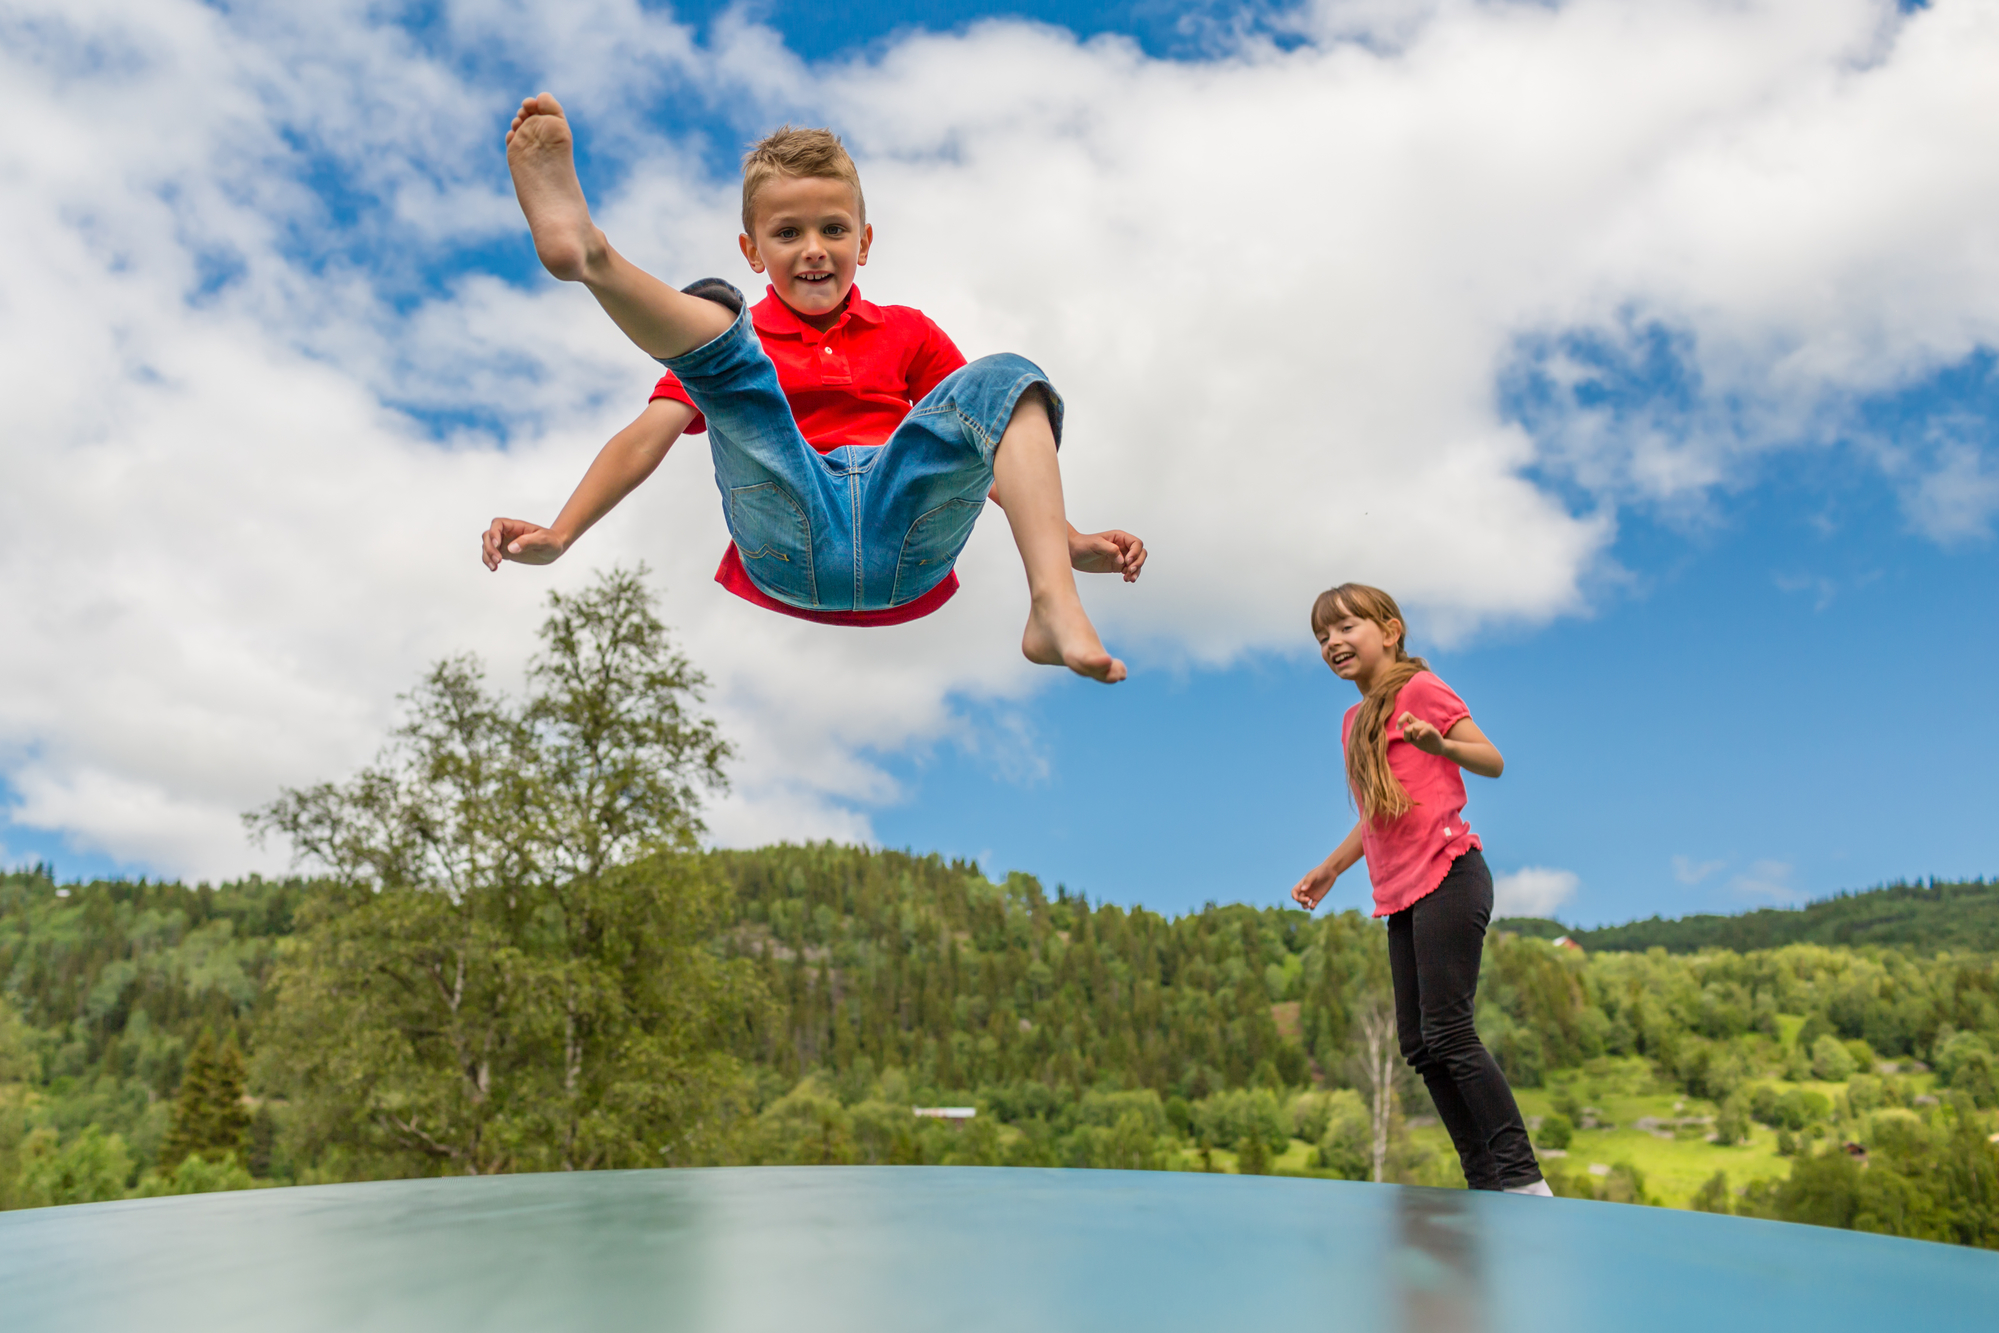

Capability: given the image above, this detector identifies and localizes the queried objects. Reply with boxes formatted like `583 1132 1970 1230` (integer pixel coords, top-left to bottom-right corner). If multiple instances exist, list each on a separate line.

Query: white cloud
1730 858 1803 903
5 0 1999 877
1899 435 1999 541
1671 855 1726 886
1492 866 1581 919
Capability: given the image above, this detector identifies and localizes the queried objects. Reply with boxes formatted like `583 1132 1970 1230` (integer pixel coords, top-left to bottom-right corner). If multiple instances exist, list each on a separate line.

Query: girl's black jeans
1385 848 1544 1190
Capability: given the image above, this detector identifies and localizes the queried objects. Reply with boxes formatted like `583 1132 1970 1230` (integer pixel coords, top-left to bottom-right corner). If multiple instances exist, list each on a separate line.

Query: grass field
1173 1054 1949 1211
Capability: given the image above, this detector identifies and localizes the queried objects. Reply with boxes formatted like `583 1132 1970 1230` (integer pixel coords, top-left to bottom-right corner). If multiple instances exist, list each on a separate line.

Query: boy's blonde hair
741 126 866 233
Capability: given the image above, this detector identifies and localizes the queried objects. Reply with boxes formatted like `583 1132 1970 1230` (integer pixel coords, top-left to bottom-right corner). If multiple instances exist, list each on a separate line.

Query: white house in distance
913 1107 976 1125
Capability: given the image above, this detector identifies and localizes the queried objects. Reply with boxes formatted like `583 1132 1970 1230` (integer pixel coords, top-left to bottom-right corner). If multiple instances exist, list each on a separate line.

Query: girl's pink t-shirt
1342 671 1484 918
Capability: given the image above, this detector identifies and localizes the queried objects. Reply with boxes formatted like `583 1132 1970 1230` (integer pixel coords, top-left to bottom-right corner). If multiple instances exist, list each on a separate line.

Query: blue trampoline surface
2 1167 1995 1332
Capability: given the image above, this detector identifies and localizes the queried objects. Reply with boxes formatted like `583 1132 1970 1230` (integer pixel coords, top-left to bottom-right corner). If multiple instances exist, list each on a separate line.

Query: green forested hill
1498 877 1999 954
712 844 1326 1095
9 574 1990 1240
4 850 1998 1248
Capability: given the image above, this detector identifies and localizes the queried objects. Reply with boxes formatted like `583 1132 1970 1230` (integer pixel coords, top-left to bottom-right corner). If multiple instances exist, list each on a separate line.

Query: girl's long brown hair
1312 583 1430 823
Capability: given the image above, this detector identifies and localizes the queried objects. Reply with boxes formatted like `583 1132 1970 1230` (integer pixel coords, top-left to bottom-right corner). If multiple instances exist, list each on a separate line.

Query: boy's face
739 175 872 324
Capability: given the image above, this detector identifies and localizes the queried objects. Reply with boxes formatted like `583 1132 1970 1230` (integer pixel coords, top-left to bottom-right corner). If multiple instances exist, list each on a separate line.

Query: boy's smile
739 174 872 330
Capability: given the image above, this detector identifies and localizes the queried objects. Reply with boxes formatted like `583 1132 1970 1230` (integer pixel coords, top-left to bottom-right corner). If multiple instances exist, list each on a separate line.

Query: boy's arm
482 398 696 570
1397 715 1504 778
1067 526 1147 582
1291 822 1365 911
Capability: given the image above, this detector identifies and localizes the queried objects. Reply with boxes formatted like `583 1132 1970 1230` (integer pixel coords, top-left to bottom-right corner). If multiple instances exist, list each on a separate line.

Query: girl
1289 583 1550 1196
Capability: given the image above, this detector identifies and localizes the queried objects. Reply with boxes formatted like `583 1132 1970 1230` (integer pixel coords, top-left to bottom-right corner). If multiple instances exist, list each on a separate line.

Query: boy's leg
991 391 1125 683
862 356 1122 680
662 295 845 610
506 94 733 360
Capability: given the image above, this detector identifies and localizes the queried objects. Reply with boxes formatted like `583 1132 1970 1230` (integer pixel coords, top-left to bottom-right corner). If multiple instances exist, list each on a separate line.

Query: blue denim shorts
658 283 1063 613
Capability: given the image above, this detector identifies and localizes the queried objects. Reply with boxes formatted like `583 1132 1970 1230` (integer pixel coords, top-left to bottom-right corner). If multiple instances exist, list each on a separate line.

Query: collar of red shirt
751 284 886 343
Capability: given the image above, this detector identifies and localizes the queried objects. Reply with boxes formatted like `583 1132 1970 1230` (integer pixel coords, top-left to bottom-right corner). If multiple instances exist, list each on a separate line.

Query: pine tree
160 1031 250 1169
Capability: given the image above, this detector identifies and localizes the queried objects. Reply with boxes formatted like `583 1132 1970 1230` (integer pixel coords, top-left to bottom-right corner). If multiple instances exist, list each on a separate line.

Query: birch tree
250 568 758 1175
1354 998 1399 1183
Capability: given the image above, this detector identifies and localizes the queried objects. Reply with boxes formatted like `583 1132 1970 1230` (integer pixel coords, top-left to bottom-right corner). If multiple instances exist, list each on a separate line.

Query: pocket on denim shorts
728 482 817 606
890 498 983 605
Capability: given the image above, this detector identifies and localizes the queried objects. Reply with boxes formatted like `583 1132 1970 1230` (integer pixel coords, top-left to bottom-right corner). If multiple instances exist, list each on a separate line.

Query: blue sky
3 0 1995 928
715 1 1996 921
876 432 1999 922
716 1 1999 922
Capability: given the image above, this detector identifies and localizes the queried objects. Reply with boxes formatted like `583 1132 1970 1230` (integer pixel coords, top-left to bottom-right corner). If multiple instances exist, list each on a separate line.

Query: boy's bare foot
506 93 601 282
1022 595 1126 683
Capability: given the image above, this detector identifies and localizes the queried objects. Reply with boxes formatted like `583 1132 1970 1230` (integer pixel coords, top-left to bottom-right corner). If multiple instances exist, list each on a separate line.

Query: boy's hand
1397 711 1445 755
1070 528 1147 582
1290 863 1338 911
482 517 567 570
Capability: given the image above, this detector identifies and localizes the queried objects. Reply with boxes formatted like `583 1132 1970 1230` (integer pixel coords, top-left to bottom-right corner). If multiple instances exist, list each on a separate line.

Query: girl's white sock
1504 1179 1554 1197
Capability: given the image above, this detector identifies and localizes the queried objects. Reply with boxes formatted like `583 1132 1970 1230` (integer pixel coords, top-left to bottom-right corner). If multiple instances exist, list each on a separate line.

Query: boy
482 95 1145 682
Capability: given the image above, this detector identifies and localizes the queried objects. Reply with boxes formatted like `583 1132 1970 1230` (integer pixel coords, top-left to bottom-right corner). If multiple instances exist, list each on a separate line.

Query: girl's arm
482 398 696 569
1396 714 1504 778
1290 821 1365 911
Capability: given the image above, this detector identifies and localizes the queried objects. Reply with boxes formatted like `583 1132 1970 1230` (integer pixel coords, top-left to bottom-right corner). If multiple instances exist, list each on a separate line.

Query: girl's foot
1023 596 1126 683
506 94 602 282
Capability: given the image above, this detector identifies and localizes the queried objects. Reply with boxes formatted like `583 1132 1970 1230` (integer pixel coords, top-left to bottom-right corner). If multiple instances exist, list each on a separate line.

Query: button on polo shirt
651 285 970 625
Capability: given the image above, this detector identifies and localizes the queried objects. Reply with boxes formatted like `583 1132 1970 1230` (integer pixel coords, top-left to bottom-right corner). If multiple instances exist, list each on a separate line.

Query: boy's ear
856 222 873 267
738 233 765 274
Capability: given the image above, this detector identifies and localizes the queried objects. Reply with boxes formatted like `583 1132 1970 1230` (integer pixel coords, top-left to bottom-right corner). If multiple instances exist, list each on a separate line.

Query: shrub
16 1127 132 1208
133 1152 258 1198
1930 1029 1987 1082
1691 1170 1731 1214
1712 1094 1751 1146
1289 1092 1333 1147
1075 1089 1169 1136
1312 1089 1372 1181
1811 1035 1857 1083
1777 1088 1832 1130
1845 1074 1885 1113
1191 1088 1287 1155
1600 1161 1650 1205
1546 1160 1650 1204
1950 1050 1998 1109
1072 1110 1165 1171
1535 1113 1574 1151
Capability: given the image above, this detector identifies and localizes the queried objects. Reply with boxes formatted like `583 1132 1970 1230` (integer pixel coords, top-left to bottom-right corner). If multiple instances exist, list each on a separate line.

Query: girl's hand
1290 863 1338 911
1396 713 1506 778
1397 711 1445 755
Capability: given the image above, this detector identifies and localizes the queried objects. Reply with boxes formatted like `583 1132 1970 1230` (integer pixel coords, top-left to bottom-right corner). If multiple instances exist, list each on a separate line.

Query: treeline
7 845 1999 1240
1 569 1995 1252
1499 877 1999 954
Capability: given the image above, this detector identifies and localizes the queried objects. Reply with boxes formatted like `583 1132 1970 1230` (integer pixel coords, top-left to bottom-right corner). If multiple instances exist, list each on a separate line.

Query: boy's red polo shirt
651 285 969 626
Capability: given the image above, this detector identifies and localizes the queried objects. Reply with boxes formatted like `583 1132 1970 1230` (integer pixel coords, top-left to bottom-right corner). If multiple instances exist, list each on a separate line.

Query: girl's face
1316 610 1402 690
